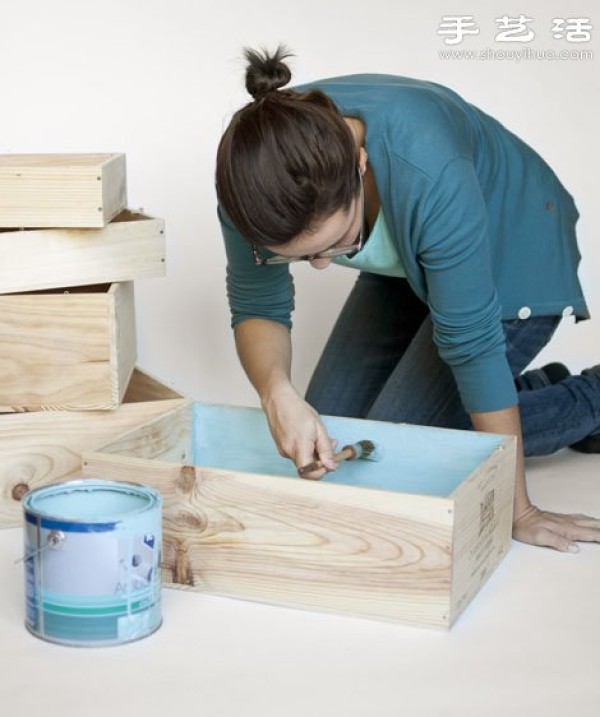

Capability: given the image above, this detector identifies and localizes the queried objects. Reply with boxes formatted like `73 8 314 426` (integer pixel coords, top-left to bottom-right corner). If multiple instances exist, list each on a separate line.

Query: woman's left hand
513 504 600 552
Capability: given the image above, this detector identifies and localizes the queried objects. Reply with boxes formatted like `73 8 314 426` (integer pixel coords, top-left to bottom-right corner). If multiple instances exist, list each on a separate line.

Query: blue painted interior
191 404 505 497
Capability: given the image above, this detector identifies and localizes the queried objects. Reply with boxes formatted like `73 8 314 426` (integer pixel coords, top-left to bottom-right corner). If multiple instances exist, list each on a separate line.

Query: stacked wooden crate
0 154 188 527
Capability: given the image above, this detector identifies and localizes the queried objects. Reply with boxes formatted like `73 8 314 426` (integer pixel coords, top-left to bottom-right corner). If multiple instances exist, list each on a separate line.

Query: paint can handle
14 530 65 564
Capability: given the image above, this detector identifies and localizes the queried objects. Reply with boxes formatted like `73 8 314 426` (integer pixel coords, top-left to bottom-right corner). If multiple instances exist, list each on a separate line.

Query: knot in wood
177 465 196 493
173 541 194 586
12 483 30 501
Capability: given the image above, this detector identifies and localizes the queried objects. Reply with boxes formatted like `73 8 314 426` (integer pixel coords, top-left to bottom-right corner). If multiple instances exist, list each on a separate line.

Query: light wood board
0 153 126 228
0 210 165 294
0 282 136 411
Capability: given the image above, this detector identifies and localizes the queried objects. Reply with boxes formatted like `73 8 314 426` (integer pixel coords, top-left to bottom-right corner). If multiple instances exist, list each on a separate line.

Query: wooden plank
448 437 516 624
110 282 137 406
101 154 127 225
0 282 136 411
0 153 127 227
82 452 455 629
0 369 189 528
0 210 165 294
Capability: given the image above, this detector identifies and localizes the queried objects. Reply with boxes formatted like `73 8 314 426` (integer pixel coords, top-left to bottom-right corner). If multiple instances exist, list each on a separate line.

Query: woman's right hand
233 319 335 478
261 381 338 480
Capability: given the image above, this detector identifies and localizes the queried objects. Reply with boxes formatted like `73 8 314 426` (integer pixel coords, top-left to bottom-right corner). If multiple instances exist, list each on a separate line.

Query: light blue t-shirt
334 209 406 277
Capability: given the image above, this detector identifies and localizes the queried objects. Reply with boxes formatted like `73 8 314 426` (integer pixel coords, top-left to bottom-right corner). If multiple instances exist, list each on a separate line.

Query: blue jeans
305 274 600 456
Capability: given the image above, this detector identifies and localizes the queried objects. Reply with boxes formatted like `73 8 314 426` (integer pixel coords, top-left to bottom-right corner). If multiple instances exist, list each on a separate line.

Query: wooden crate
0 368 188 528
0 210 165 294
0 282 136 411
0 153 126 228
82 403 517 630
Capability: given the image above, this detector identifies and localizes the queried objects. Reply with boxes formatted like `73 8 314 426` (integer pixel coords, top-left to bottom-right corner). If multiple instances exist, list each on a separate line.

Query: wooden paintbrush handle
298 445 356 478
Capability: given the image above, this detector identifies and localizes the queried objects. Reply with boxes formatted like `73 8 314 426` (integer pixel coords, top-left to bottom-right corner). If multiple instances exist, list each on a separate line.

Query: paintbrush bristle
356 439 380 461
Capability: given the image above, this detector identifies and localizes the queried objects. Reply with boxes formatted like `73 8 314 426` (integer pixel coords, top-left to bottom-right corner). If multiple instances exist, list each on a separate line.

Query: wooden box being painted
0 153 126 228
82 403 517 630
0 210 165 294
0 369 188 528
0 282 136 412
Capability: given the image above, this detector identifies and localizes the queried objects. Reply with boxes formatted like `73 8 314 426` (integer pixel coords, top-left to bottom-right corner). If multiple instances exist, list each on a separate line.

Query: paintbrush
298 439 380 479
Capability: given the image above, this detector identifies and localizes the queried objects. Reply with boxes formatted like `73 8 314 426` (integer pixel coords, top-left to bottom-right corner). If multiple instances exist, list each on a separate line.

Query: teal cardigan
219 74 588 414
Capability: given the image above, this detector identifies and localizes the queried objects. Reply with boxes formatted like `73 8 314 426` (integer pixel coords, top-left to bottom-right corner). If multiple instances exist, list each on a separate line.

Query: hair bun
244 45 293 99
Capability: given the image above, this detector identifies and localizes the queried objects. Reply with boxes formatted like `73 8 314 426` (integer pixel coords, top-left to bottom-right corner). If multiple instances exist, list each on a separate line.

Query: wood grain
0 210 165 294
0 368 189 528
0 153 126 227
111 281 137 406
0 282 136 411
83 453 454 628
449 439 516 623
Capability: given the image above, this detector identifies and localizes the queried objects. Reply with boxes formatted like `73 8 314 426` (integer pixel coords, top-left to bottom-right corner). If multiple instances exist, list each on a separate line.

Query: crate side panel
0 169 102 228
0 175 102 227
101 153 127 224
0 212 166 294
110 282 137 406
449 437 516 625
0 291 113 410
0 153 123 227
85 403 193 463
80 453 454 629
173 466 453 628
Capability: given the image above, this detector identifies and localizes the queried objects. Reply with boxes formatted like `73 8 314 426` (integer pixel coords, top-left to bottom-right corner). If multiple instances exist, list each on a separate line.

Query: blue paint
22 479 162 647
25 484 152 522
191 404 505 497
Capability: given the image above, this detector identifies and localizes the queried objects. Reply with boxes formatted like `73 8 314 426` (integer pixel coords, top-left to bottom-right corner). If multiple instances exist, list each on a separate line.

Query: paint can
22 479 162 646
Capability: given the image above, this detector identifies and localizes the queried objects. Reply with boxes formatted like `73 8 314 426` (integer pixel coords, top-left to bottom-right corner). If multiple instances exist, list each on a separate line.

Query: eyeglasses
252 169 365 266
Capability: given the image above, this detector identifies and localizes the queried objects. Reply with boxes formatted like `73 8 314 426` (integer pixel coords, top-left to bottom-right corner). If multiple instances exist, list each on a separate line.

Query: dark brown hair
216 46 359 247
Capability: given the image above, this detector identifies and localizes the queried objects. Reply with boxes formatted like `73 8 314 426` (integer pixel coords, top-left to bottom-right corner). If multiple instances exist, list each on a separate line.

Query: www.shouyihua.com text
439 47 594 62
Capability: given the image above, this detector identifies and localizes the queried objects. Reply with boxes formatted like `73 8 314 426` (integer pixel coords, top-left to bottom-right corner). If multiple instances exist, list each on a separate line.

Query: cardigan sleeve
218 205 295 331
417 157 518 413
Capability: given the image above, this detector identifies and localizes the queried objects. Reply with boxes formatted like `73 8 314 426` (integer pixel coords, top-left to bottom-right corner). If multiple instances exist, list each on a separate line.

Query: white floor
1 451 598 717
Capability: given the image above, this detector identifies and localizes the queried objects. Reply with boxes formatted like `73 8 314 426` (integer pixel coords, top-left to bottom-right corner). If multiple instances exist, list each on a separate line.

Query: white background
0 0 597 405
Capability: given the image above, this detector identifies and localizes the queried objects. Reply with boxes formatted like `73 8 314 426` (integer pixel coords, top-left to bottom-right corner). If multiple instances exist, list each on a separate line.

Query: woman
216 47 600 552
